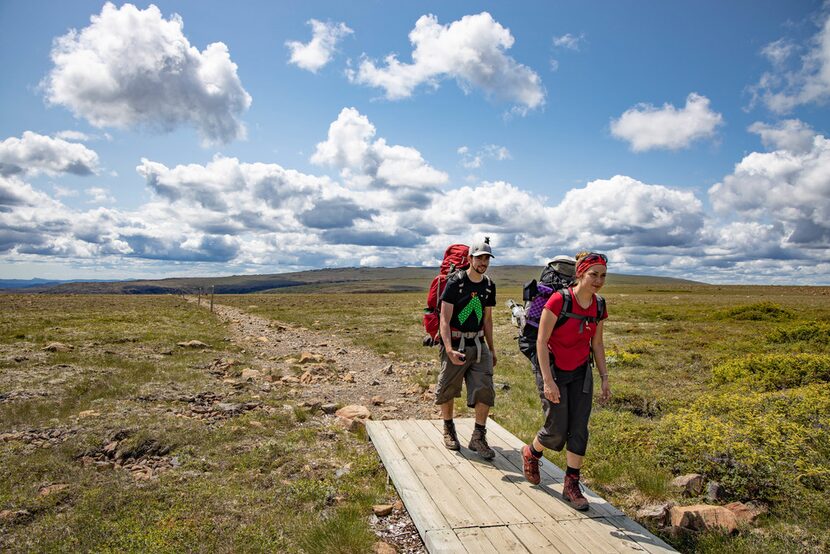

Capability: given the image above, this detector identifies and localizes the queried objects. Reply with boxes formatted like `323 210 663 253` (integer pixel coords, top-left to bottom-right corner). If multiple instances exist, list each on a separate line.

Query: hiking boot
443 423 460 451
563 473 589 511
521 444 541 485
468 427 495 460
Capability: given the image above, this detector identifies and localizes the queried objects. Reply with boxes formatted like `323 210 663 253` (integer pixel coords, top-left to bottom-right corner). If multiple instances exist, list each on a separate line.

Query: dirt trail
208 301 439 420
206 301 437 553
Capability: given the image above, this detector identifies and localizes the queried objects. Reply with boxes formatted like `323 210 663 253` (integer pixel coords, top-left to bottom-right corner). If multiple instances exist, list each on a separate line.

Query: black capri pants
529 350 593 456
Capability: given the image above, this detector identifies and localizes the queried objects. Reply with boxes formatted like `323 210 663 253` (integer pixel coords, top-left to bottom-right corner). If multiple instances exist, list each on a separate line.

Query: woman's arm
536 308 560 403
592 320 610 401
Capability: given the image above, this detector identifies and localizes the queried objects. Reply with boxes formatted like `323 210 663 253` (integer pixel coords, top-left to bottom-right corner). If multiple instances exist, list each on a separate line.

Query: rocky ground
208 301 441 553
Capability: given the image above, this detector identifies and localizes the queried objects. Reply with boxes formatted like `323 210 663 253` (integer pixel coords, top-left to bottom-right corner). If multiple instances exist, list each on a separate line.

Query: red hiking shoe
521 445 541 485
563 473 589 511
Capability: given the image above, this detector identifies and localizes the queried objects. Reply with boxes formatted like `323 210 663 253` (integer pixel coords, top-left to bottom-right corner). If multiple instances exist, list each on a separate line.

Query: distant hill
0 278 120 290
2 266 703 295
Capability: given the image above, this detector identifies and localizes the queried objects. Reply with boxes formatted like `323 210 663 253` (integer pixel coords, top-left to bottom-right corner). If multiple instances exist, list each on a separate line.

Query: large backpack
517 257 599 358
422 244 470 346
518 287 606 359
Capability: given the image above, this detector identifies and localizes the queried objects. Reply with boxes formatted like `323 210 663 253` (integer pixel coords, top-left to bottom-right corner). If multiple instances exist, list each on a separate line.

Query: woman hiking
520 251 610 511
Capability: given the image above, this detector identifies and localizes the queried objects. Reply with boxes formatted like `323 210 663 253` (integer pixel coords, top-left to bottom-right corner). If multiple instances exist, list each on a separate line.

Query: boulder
372 504 394 517
636 502 672 526
671 473 704 496
670 504 737 533
724 501 767 525
336 405 371 420
320 403 338 414
337 416 365 432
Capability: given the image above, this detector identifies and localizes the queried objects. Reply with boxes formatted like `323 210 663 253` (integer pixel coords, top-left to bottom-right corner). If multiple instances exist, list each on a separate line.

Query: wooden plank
396 419 504 527
563 518 647 553
413 419 528 526
424 529 467 554
455 528 498 553
533 520 595 554
607 516 677 554
481 526 532 553
506 523 561 551
365 421 450 534
454 419 585 522
425 419 564 525
485 418 623 518
384 420 479 528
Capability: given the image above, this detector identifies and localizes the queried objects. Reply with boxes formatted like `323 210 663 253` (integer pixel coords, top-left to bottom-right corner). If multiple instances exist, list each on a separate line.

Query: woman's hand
599 376 611 402
543 381 560 403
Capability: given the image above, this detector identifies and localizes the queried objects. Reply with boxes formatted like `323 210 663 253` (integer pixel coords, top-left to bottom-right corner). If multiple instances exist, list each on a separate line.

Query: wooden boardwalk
366 418 677 553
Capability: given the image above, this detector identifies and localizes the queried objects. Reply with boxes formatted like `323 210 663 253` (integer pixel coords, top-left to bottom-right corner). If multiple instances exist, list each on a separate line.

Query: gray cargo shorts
434 343 495 407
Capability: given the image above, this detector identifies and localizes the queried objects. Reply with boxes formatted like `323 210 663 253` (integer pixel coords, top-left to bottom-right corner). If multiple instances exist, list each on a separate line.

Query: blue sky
1 1 829 284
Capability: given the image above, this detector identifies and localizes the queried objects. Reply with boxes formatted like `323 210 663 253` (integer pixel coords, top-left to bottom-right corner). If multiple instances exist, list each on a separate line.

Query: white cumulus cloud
43 2 251 146
751 11 830 113
611 93 723 152
347 12 544 113
0 131 99 177
311 107 448 199
749 119 815 153
286 19 353 73
709 131 830 247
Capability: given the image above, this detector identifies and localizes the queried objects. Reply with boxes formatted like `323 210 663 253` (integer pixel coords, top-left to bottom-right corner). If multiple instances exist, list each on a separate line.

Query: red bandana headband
576 253 607 276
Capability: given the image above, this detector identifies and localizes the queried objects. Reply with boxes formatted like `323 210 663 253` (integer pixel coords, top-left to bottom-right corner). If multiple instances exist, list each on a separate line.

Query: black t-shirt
440 271 496 332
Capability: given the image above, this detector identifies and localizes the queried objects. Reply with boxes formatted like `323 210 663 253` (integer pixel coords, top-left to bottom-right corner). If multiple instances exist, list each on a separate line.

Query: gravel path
208 301 437 553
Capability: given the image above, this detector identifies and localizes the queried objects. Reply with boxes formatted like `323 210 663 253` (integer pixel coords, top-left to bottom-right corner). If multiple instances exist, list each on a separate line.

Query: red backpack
422 244 470 346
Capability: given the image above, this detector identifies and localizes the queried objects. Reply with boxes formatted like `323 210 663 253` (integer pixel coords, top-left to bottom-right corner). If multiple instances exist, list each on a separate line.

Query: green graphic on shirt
457 295 483 326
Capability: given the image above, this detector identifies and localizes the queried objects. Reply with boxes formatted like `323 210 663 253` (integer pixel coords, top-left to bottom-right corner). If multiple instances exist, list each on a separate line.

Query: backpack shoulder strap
553 288 572 329
595 294 606 321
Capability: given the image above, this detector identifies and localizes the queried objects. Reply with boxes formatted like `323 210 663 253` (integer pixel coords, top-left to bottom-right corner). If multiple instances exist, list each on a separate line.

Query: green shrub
657 383 830 504
768 322 830 345
712 353 830 390
716 302 792 321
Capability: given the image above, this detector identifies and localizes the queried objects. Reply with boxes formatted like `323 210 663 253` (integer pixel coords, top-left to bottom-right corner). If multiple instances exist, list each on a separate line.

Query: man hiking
435 237 497 460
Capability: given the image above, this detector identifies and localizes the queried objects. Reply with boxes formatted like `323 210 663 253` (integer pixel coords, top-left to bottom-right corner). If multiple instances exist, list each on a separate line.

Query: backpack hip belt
450 329 485 363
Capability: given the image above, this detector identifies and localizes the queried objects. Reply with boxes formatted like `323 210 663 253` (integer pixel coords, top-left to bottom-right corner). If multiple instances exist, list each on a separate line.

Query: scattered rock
240 368 261 381
383 363 394 375
670 504 737 533
38 483 69 496
495 381 511 391
392 500 404 511
300 371 314 384
0 509 32 523
43 342 73 352
671 473 704 496
321 403 338 414
343 372 355 383
298 352 325 364
371 396 384 406
636 502 672 526
256 336 269 343
13 355 28 363
177 340 208 348
373 542 397 554
373 504 394 517
337 416 365 432
370 379 381 386
724 501 767 525
336 405 371 420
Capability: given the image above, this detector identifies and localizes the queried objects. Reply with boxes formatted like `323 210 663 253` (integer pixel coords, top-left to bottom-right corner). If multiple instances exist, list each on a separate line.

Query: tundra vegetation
1 280 829 553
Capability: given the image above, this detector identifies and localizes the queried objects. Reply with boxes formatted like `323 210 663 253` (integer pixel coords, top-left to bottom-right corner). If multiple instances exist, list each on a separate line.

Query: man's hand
447 349 466 365
543 381 560 403
491 351 497 367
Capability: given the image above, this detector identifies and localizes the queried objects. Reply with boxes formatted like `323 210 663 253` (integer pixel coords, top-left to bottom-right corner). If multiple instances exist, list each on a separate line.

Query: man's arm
440 302 465 365
483 306 496 367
